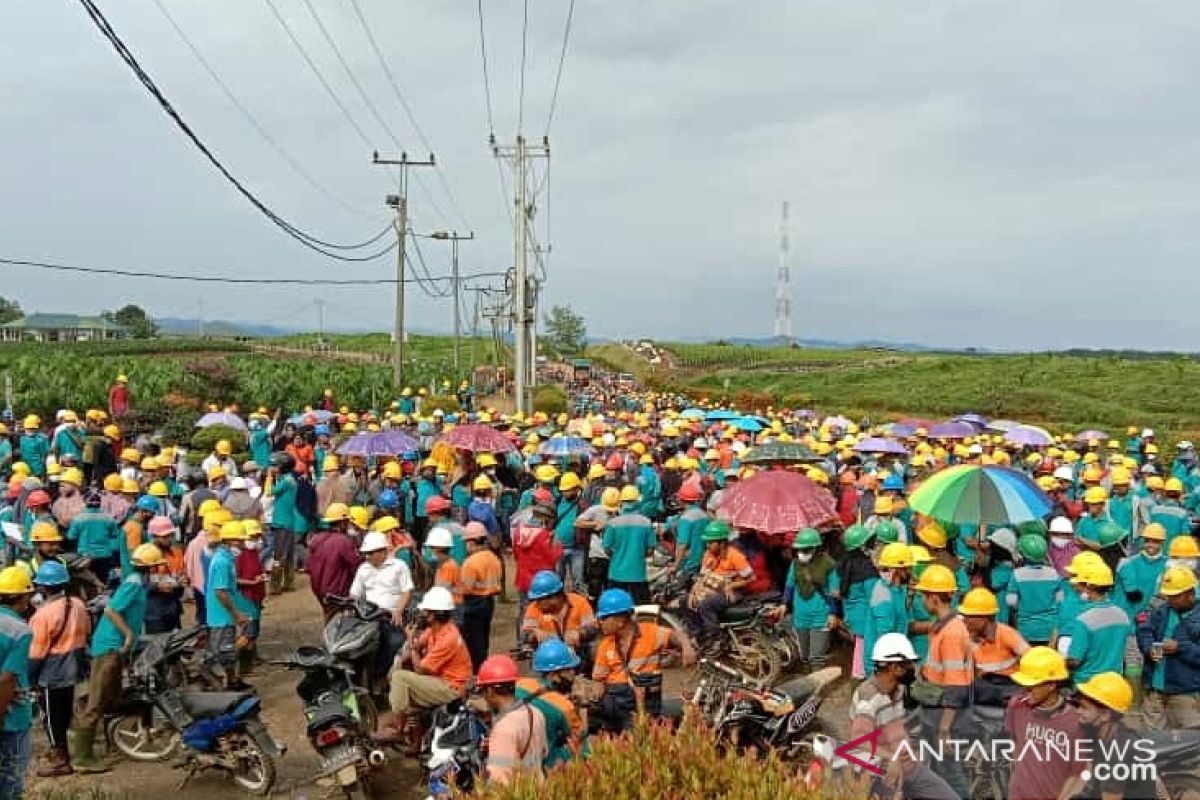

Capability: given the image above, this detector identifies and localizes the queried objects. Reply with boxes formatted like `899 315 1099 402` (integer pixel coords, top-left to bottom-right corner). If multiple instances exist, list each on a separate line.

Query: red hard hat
678 484 701 503
533 487 554 506
476 654 520 686
26 489 51 507
605 455 623 471
425 496 451 514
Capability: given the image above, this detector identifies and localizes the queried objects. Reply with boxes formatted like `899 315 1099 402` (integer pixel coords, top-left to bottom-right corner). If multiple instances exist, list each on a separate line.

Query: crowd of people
0 378 1197 799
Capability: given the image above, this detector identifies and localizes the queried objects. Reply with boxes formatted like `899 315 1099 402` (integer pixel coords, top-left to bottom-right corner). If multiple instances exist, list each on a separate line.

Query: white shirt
349 558 414 612
200 454 239 478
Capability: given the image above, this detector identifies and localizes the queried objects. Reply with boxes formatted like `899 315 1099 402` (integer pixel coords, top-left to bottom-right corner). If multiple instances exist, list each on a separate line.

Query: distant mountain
155 318 298 338
678 334 974 353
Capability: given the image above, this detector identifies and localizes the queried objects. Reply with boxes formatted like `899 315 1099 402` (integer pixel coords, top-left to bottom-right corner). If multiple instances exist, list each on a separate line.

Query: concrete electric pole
372 151 435 389
430 230 475 376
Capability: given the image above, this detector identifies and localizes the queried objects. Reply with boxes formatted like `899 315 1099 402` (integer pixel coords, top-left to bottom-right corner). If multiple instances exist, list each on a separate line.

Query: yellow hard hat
1109 467 1132 486
1141 522 1167 541
477 453 498 468
103 424 121 440
619 485 640 503
120 448 139 463
558 473 582 492
1146 443 1160 455
323 502 350 523
1165 477 1184 493
630 442 647 456
908 544 932 563
601 487 621 510
381 462 402 480
207 466 226 482
1168 535 1200 559
587 463 606 481
474 475 495 492
30 521 62 543
1076 672 1133 714
1160 566 1198 597
1063 451 1080 464
421 458 439 470
220 520 248 541
346 506 370 529
121 478 140 494
131 543 165 568
102 473 123 492
22 415 40 429
913 564 957 593
1082 466 1103 482
1082 453 1099 465
148 481 169 498
323 455 341 472
1010 646 1069 686
61 467 83 487
1147 476 1165 491
198 498 223 518
1083 486 1108 504
0 565 34 595
140 456 159 471
1066 551 1105 579
959 587 999 616
371 515 399 533
1078 561 1114 588
343 422 357 433
116 374 128 384
916 522 948 549
215 440 232 456
242 519 263 538
877 542 913 569
638 453 654 465
874 496 894 515
535 465 560 483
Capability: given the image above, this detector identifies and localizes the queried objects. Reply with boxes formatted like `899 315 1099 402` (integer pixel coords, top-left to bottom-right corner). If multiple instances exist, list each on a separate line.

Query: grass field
274 332 506 365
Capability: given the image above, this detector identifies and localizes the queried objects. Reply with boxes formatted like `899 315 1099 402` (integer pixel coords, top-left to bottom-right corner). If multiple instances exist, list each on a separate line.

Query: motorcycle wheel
106 714 181 762
729 629 780 684
768 628 801 674
225 732 277 795
342 779 374 800
354 689 379 733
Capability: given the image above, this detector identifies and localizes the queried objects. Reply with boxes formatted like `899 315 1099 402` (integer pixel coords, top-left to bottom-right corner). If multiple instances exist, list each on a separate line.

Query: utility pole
429 230 475 376
198 297 205 338
315 298 326 342
372 151 436 389
493 134 549 414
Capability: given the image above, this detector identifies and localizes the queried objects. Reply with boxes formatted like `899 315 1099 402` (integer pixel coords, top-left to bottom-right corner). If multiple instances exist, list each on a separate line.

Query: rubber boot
68 727 110 774
269 565 284 596
237 646 255 677
282 561 296 592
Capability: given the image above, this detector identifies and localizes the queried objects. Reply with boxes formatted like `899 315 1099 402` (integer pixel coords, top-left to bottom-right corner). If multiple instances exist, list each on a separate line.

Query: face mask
245 540 260 551
1142 549 1162 561
229 545 243 556
796 551 814 564
1051 537 1071 549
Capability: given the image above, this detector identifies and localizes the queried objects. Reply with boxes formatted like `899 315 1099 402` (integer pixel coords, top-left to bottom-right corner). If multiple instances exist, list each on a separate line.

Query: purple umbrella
854 437 908 455
928 421 975 439
891 418 939 437
337 430 419 458
953 413 989 429
1005 426 1053 447
1075 429 1109 444
195 411 247 432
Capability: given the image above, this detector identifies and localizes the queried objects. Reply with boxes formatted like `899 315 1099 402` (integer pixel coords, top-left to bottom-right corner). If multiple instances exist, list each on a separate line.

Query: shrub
158 408 199 446
731 389 775 412
468 711 853 799
532 385 568 414
423 394 462 414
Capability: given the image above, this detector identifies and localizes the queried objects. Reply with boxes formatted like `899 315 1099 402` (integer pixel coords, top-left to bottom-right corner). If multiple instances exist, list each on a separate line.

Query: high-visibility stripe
976 657 1017 673
926 659 970 670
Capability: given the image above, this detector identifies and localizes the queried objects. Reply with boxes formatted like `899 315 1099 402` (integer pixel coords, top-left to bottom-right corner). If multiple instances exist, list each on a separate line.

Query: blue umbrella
705 410 741 422
538 436 594 457
336 430 420 458
730 417 765 432
680 408 707 419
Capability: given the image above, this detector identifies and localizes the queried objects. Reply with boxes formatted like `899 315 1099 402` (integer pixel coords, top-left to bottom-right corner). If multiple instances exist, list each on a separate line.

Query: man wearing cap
107 374 130 419
410 459 442 545
201 439 239 480
306 504 362 616
672 484 710 577
1137 566 1200 729
51 467 85 529
1067 561 1132 684
206 521 256 690
223 476 262 522
51 413 86 465
554 473 587 592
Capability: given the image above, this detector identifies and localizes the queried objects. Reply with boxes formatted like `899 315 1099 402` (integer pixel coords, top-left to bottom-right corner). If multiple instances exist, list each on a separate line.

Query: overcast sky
3 1 1199 350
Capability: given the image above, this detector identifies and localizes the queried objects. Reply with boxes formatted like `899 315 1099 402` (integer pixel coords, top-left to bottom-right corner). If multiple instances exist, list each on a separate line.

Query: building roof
0 313 126 332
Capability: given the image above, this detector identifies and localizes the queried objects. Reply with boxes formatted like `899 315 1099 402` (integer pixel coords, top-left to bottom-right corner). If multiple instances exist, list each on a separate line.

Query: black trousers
461 595 495 671
38 685 74 750
374 621 407 682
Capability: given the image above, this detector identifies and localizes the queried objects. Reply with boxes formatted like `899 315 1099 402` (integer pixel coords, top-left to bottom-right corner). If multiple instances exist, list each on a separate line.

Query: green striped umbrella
908 465 1052 525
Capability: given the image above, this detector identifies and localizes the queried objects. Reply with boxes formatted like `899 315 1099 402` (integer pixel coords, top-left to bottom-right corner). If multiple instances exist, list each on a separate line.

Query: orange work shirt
434 559 463 604
592 622 672 685
123 519 146 560
924 613 973 687
418 623 473 693
461 550 503 597
521 593 597 640
701 546 753 579
971 622 1029 677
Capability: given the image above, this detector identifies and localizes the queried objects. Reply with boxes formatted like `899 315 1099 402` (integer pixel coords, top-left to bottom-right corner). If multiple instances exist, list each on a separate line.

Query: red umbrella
722 470 838 535
439 424 517 453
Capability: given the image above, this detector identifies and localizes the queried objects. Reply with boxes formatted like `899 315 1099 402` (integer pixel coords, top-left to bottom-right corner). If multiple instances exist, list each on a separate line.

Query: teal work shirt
1150 610 1182 691
90 574 147 658
1115 553 1166 622
18 433 50 476
784 559 835 630
205 548 257 629
1108 494 1135 535
249 430 271 471
1149 501 1190 546
602 510 655 582
553 497 582 548
1056 581 1087 640
831 573 875 638
414 477 442 519
989 562 1014 624
863 580 909 676
0 606 33 732
1067 600 1131 684
675 506 709 574
909 590 933 662
271 474 297 532
422 520 467 566
52 427 84 461
1005 564 1062 643
1074 514 1110 547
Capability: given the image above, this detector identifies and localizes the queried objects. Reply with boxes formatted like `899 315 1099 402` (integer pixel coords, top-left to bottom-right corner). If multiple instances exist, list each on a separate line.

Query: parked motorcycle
324 595 391 698
106 626 283 795
422 699 488 799
1146 728 1200 800
275 645 385 799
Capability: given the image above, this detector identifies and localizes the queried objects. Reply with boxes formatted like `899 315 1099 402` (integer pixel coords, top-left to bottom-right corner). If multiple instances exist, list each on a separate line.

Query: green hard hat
1016 519 1048 538
702 519 732 542
874 520 900 545
793 528 821 549
1096 521 1129 549
1018 534 1047 563
843 523 874 551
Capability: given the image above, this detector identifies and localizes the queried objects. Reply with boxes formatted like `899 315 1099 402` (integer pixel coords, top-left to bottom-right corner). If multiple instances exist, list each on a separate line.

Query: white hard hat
432 408 445 417
426 526 454 549
229 477 248 491
1049 516 1074 535
987 527 1017 554
731 441 747 454
1052 466 1074 481
968 443 983 455
694 437 709 449
872 632 918 663
418 586 456 612
359 531 390 553
1142 428 1155 439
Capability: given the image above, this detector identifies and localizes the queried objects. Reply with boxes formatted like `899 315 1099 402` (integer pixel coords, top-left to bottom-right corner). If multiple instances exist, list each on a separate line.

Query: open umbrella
909 465 1052 525
705 410 741 422
680 408 707 419
740 441 822 465
986 419 1022 432
854 437 908 456
721 470 838 535
822 415 851 431
1075 429 1109 444
1005 426 1053 447
286 409 337 426
891 418 938 437
729 417 765 433
336 430 419 458
927 422 975 440
953 413 989 427
539 436 594 458
439 424 517 453
195 411 247 432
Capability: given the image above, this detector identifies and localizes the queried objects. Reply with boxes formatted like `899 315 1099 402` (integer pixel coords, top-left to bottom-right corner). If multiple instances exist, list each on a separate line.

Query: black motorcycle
421 699 488 799
1146 728 1200 800
276 645 385 800
106 626 283 795
323 595 392 698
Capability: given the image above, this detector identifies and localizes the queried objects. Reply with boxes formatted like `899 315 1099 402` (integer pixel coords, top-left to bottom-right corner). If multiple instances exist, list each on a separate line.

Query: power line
0 255 506 286
345 0 473 232
475 0 497 138
151 0 381 222
544 0 576 136
406 233 452 298
75 0 395 261
517 0 530 134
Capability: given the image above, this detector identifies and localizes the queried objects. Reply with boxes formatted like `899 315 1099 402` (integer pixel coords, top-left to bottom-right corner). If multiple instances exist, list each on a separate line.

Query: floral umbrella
721 470 838 535
439 423 517 453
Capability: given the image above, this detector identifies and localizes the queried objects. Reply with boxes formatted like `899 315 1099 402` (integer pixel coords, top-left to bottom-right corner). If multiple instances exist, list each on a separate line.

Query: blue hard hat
314 424 330 436
34 561 69 587
533 636 582 673
136 495 160 513
881 475 905 492
527 570 564 601
527 454 542 466
445 413 459 424
596 588 635 619
378 489 400 510
402 450 420 462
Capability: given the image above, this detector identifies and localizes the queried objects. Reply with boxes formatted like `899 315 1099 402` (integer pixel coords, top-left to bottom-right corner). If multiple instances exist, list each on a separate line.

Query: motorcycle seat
720 591 782 623
1143 728 1200 760
180 690 257 719
775 675 817 703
